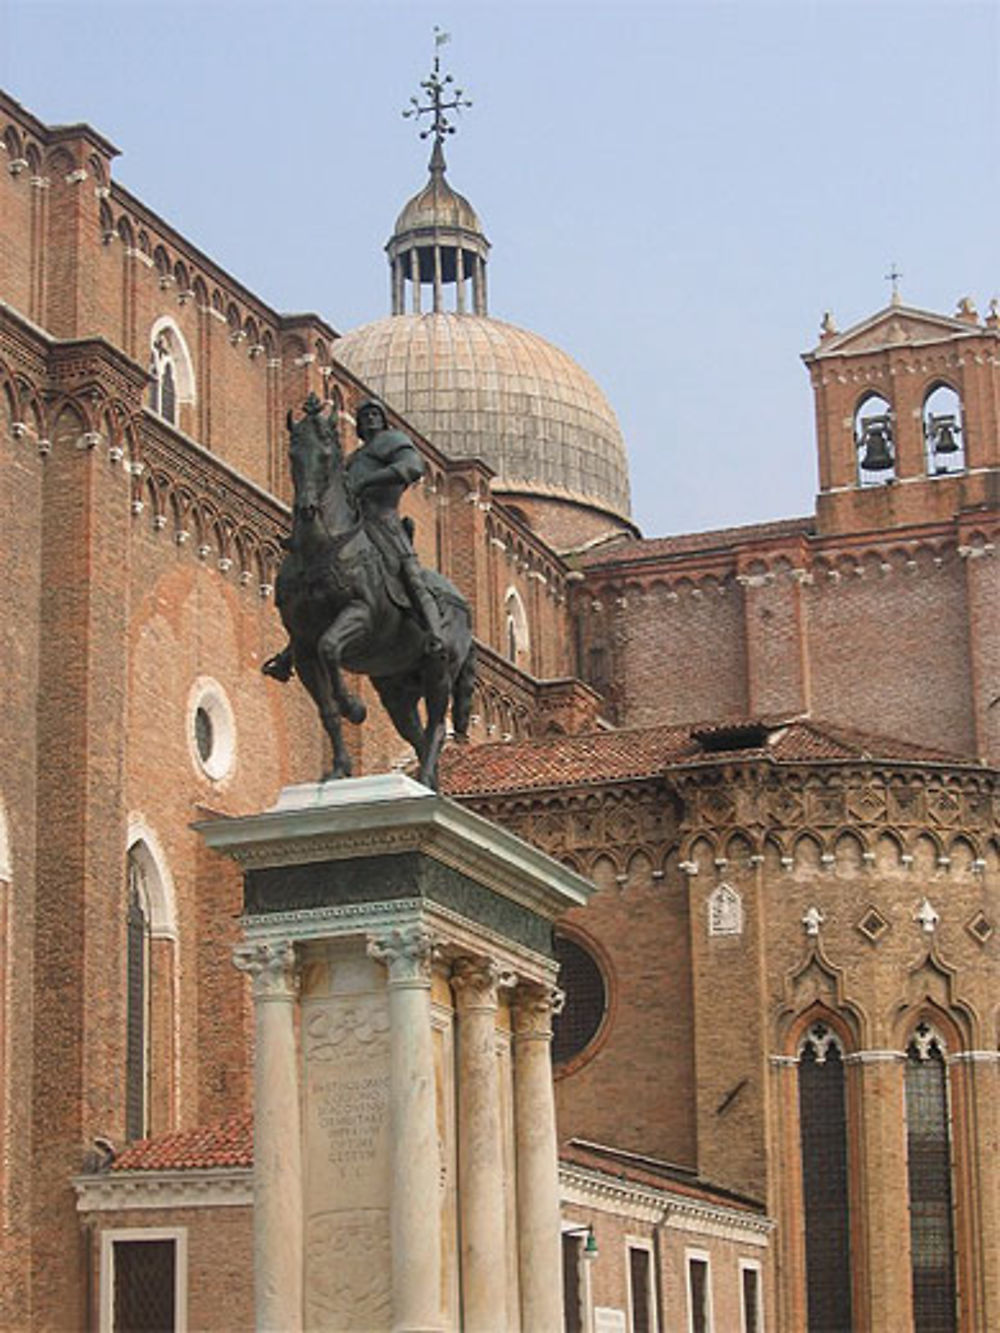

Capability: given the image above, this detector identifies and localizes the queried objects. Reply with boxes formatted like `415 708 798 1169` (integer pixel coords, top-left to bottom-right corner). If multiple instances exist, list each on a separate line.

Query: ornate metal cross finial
403 27 472 145
885 263 903 305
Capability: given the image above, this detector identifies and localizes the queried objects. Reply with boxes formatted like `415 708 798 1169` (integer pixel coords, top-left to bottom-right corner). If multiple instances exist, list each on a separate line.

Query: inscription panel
302 977 392 1332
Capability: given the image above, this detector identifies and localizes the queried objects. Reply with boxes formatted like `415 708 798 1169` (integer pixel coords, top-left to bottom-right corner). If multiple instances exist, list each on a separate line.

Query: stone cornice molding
74 1167 252 1212
198 777 593 924
240 896 559 987
559 1163 773 1244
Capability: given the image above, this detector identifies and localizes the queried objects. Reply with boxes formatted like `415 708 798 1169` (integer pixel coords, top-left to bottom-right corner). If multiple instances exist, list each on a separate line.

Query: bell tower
802 292 1000 536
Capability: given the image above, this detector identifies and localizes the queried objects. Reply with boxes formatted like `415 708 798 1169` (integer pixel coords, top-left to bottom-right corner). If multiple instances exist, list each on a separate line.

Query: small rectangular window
100 1229 186 1333
687 1255 711 1333
563 1232 584 1333
628 1244 654 1333
114 1240 175 1332
740 1261 763 1333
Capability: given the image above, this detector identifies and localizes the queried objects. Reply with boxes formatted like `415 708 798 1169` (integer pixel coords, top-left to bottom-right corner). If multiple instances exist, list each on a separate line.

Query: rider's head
356 400 387 442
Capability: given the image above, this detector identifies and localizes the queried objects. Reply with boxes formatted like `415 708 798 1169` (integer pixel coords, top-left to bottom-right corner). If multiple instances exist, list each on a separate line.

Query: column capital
451 956 516 1014
233 939 298 1000
367 923 437 988
512 981 565 1040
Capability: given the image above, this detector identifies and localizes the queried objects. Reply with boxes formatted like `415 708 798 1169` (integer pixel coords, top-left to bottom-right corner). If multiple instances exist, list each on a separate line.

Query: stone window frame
125 820 180 1139
560 1221 594 1333
625 1233 658 1333
148 316 196 430
186 677 237 784
99 1226 188 1333
503 585 530 669
738 1257 765 1333
684 1247 714 1333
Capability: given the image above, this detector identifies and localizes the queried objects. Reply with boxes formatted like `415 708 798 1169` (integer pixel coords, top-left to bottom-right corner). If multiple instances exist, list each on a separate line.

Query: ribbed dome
333 312 632 521
394 171 482 236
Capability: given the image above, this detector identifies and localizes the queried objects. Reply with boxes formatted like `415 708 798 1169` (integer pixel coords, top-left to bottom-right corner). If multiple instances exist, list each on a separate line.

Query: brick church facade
1 84 998 1331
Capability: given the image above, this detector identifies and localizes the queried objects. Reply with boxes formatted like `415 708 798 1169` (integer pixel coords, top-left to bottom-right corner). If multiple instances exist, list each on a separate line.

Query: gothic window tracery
798 1020 853 1332
504 587 529 667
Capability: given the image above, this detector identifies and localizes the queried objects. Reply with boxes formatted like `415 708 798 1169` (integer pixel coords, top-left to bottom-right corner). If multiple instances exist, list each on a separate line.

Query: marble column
233 940 302 1333
512 982 564 1333
369 925 443 1333
452 958 511 1333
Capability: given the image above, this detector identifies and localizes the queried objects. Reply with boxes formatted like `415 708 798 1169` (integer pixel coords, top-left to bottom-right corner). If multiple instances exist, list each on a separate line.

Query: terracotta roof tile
112 1114 252 1172
578 515 815 567
440 717 976 797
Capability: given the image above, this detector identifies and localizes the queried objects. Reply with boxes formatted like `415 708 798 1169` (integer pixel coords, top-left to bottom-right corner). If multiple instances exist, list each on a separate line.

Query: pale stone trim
98 1226 187 1333
843 1049 906 1064
947 1050 1000 1065
242 897 559 988
738 1257 766 1333
0 796 10 881
74 1167 252 1212
198 775 594 920
559 1163 773 1244
625 1233 659 1333
126 817 178 941
685 1247 715 1333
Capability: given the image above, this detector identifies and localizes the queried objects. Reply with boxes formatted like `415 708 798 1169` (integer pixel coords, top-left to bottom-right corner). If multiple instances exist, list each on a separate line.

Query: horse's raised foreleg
295 651 353 779
317 602 372 726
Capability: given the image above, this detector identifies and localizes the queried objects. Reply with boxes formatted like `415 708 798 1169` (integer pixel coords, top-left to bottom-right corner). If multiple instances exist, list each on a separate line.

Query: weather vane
403 27 472 145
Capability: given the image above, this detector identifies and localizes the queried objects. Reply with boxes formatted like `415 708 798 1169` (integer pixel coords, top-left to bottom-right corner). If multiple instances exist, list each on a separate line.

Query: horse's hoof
343 697 367 725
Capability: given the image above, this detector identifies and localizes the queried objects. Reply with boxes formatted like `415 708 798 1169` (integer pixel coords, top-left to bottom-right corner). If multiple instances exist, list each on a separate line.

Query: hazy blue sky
4 1 998 537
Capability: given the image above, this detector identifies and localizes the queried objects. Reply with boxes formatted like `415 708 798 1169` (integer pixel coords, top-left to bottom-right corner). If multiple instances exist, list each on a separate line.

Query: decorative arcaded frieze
65 168 87 185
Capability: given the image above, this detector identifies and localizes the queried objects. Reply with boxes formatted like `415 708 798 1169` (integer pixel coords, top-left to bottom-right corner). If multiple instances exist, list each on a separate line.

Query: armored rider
263 399 444 681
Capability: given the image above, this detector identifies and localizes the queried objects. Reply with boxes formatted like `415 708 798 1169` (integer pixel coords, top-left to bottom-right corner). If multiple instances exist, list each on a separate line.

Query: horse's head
287 392 342 524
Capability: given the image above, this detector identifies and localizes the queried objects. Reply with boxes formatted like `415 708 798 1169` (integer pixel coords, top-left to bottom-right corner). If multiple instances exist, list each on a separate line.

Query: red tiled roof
560 1139 765 1213
578 515 815 568
112 1114 252 1171
440 717 975 797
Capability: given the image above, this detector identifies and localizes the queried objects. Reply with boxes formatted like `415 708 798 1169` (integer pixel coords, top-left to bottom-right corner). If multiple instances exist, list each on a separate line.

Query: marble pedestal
197 774 593 1333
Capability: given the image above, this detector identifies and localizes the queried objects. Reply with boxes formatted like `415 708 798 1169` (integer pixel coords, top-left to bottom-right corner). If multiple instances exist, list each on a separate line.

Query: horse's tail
451 640 477 740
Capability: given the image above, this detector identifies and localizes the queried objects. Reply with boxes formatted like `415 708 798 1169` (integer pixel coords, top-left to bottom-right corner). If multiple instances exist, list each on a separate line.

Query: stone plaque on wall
302 950 392 1332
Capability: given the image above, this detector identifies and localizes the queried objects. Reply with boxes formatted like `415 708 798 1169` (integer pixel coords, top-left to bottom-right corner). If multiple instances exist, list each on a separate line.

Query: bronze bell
859 416 894 471
930 413 960 455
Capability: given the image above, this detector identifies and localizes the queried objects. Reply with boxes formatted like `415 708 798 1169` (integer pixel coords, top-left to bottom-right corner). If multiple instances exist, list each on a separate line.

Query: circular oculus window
187 678 236 782
552 933 608 1067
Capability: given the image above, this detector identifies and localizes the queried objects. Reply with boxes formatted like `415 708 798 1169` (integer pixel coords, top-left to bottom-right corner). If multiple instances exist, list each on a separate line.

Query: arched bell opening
854 392 895 486
922 383 965 477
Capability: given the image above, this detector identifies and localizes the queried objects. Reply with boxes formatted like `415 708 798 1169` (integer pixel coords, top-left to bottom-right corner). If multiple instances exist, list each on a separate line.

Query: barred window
906 1023 957 1333
687 1255 711 1333
628 1245 653 1333
798 1022 853 1332
552 934 607 1066
112 1238 176 1332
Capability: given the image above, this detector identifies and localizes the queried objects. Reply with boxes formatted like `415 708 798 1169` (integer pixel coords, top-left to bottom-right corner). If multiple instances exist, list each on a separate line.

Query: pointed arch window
125 849 151 1142
504 587 530 667
905 1022 957 1333
798 1021 853 1332
147 319 195 431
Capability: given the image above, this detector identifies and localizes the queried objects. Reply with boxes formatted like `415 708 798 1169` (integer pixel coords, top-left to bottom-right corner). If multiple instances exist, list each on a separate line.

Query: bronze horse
268 395 475 788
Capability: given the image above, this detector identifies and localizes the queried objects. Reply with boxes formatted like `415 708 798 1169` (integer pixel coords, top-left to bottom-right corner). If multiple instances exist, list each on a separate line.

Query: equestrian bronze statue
263 394 475 789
